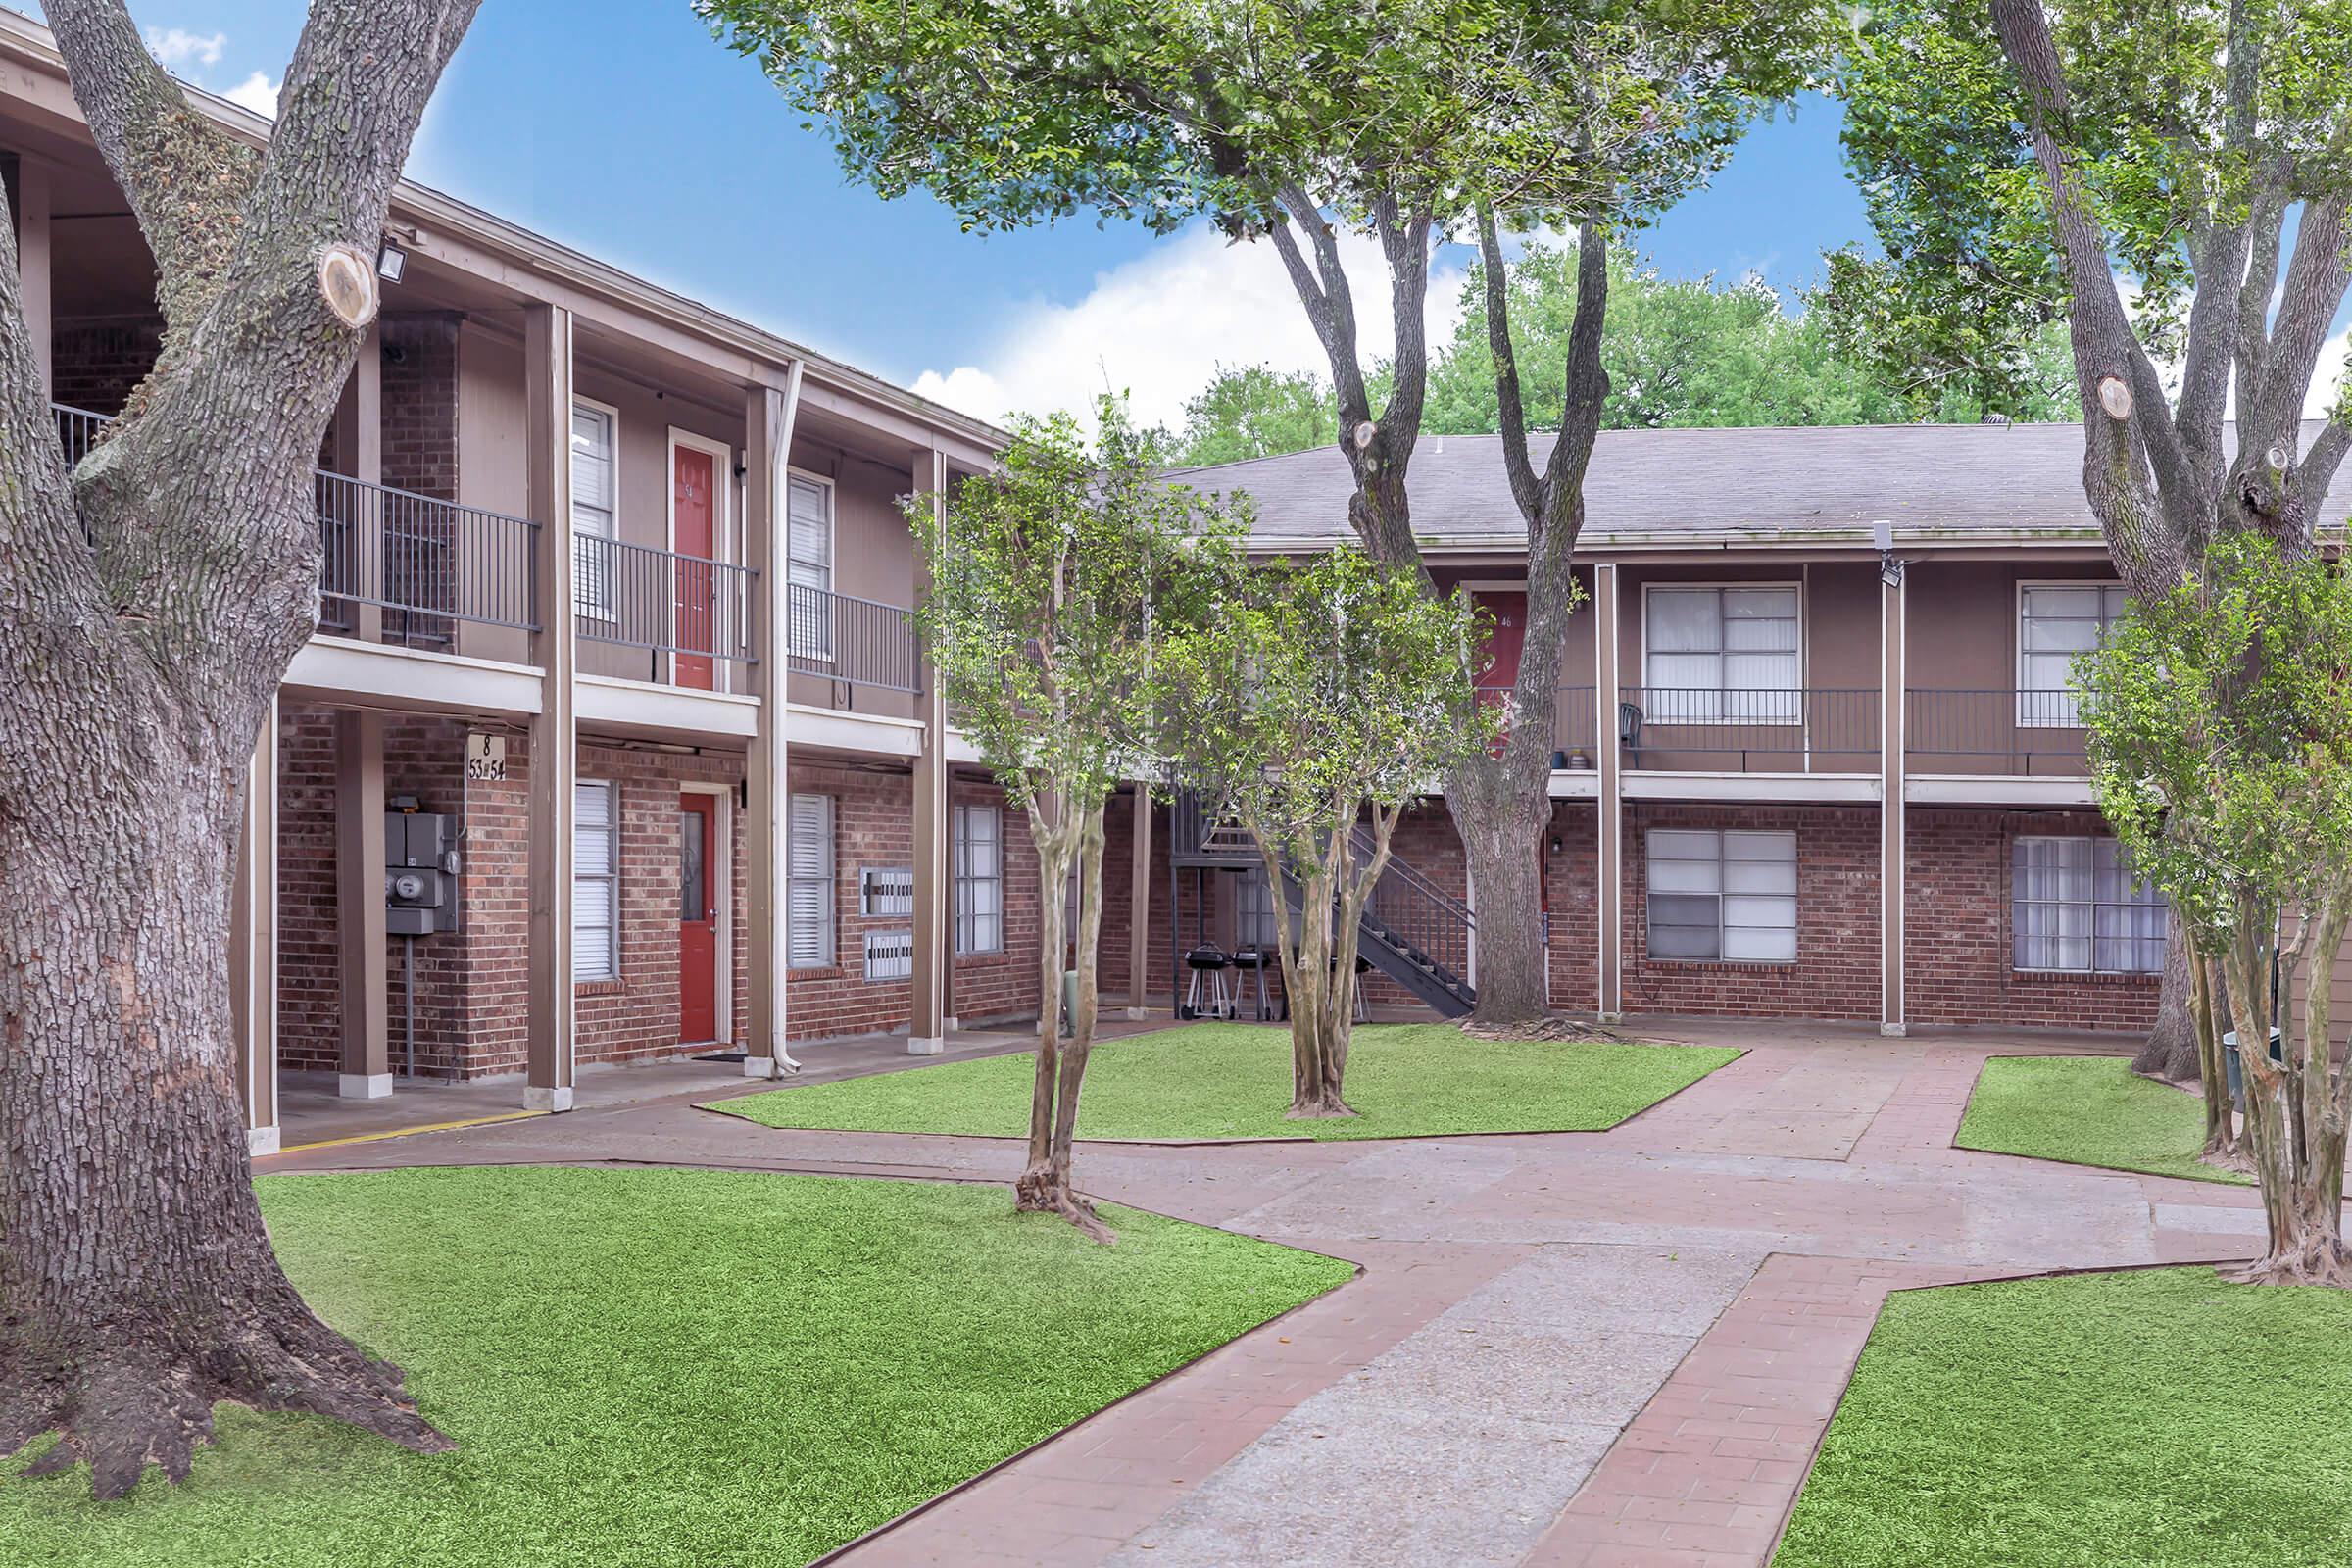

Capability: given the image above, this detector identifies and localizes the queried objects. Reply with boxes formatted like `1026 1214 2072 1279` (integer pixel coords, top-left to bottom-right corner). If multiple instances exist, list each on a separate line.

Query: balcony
1618 687 1881 773
572 535 756 688
56 403 543 656
1904 690 2089 776
787 583 921 698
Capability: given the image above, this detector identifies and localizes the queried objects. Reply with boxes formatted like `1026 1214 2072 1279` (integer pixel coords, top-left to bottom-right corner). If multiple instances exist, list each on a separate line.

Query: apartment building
0 13 1046 1156
1102 424 2342 1037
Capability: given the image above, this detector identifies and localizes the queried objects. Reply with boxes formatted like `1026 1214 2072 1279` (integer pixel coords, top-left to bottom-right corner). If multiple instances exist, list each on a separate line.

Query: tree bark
1011 795 1111 1242
2130 911 2198 1081
0 0 480 1496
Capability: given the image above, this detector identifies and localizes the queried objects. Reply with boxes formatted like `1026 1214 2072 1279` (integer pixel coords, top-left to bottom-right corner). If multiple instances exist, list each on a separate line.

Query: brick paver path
267 1018 2265 1567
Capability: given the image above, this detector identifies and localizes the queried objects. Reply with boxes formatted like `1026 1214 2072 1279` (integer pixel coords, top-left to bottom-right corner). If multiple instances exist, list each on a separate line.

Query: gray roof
1163 421 2352 551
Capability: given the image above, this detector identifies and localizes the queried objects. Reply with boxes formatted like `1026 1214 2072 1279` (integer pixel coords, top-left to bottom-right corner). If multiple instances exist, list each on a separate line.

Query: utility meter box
384 811 462 936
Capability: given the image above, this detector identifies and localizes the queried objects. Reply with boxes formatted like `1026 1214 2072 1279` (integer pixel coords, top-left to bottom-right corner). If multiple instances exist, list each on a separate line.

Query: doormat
693 1050 749 1063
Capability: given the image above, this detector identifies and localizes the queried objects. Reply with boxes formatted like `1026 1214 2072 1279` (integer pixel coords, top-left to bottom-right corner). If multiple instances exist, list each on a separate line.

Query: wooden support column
743 367 802 1078
230 697 280 1153
908 445 951 1054
1594 562 1625 1023
523 304 577 1111
1126 783 1152 1019
334 709 390 1098
352 320 383 643
1880 541 1908 1037
17 159 49 394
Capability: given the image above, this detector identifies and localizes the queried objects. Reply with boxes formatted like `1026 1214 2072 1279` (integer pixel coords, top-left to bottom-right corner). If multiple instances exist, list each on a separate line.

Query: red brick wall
1620 803 1881 1021
379 315 460 500
275 704 342 1074
781 759 917 1040
1545 801 1601 1012
51 316 162 416
1906 807 2161 1033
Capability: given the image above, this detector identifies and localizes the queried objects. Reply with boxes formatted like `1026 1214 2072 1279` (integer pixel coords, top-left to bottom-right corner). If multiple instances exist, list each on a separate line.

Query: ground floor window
1236 868 1280 950
2013 835 2167 973
788 793 835 968
1645 828 1797 962
955 802 1003 955
573 780 618 980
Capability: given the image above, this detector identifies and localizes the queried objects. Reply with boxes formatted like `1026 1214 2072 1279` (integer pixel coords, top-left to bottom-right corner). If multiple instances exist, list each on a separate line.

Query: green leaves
2083 537 2352 944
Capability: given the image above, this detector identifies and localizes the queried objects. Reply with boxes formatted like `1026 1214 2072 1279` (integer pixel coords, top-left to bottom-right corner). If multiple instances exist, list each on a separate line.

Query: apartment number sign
465 733 508 783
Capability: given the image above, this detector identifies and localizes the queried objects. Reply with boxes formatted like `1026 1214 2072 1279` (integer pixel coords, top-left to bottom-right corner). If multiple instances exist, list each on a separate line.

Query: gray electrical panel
384 811 462 936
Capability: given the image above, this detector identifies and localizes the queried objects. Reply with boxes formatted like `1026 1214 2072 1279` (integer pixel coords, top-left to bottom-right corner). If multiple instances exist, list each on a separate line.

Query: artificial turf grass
1954 1054 2252 1186
710 1021 1740 1142
1776 1266 2352 1568
0 1166 1352 1568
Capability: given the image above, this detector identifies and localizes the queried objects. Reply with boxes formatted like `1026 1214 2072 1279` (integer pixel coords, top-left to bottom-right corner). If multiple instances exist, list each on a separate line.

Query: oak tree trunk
2219 908 2352 1286
0 0 479 1495
2130 913 2199 1081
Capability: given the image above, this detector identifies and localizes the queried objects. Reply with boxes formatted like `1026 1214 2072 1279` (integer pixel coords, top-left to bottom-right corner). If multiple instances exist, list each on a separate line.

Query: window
572 781 618 980
1645 828 1797 962
1643 586 1799 723
1236 869 1279 950
2013 835 2168 974
2018 584 2129 726
570 399 618 620
787 793 835 969
787 472 834 660
955 802 1003 955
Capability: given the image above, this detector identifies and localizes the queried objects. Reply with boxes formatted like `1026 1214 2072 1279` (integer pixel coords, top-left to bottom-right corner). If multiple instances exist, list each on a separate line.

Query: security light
375 240 407 284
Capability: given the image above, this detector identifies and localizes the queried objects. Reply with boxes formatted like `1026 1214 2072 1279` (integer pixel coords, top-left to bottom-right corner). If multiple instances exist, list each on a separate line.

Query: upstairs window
1643 586 1800 724
570 399 618 621
2018 583 2129 727
787 472 834 661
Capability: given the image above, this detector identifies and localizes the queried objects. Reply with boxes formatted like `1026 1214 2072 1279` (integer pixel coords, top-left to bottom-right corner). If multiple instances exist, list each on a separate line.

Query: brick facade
1617 803 1883 1022
51 315 162 416
781 759 916 1041
1905 807 2162 1032
948 776 1045 1027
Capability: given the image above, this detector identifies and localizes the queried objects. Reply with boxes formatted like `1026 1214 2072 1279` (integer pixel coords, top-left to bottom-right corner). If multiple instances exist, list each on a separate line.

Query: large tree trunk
0 0 480 1495
1448 761 1550 1023
2130 913 2199 1080
2219 906 2352 1286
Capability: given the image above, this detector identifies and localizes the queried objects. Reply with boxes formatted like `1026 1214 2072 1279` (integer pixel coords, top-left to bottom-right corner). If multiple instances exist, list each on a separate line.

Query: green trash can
1060 968 1079 1037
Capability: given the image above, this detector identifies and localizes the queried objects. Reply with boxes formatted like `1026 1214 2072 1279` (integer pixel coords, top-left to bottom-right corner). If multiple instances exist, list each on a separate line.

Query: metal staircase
1278 828 1477 1019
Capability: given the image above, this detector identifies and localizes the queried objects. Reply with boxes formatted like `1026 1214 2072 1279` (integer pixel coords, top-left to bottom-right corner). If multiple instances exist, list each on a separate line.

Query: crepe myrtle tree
1161 546 1498 1118
699 0 1830 1025
1833 0 2352 1079
909 401 1244 1238
0 0 478 1499
2084 537 2352 1284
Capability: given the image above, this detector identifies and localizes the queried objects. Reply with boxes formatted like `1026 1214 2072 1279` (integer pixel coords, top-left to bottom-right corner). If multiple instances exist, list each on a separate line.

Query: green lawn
712 1022 1739 1142
0 1166 1351 1567
1778 1266 2352 1567
1955 1054 2250 1185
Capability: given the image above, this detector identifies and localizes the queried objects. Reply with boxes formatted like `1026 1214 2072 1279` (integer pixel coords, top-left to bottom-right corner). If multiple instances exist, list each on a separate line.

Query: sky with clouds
34 3 2345 429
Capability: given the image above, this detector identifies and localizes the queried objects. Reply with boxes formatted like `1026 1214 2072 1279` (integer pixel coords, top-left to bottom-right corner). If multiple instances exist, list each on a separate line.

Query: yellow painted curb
270 1108 547 1156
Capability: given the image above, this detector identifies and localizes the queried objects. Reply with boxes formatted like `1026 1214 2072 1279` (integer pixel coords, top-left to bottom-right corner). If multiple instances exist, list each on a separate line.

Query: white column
1594 562 1624 1022
744 365 803 1078
908 446 951 1054
19 159 50 394
231 698 280 1153
1881 550 1908 1036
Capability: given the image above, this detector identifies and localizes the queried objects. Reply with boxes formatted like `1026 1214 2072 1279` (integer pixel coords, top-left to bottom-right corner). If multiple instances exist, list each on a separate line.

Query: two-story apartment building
1096 425 2347 1038
0 12 1045 1157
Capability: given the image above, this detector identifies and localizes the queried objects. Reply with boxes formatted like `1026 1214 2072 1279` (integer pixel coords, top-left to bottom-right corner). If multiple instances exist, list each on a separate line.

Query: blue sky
74 3 1871 428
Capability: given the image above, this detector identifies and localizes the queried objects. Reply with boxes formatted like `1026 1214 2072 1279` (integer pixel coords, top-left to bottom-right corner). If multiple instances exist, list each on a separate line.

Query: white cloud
911 222 1467 433
223 71 281 119
144 27 225 68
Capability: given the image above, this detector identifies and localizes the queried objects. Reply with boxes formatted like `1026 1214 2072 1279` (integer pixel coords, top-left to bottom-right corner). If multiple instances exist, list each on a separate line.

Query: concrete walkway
261 1016 2265 1568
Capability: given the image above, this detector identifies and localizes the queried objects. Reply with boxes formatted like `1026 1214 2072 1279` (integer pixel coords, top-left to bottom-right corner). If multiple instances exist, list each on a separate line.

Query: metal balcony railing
317 472 540 647
572 534 757 678
1475 682 1601 760
1618 687 1882 772
788 582 921 694
1904 690 2091 775
54 402 541 646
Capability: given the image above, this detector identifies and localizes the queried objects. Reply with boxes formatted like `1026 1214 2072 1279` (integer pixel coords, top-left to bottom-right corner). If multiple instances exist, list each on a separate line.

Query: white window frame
572 779 620 982
2012 834 2169 975
1639 581 1804 726
570 395 621 624
786 466 836 663
787 792 836 970
954 802 1004 956
1643 827 1798 963
2016 579 2129 729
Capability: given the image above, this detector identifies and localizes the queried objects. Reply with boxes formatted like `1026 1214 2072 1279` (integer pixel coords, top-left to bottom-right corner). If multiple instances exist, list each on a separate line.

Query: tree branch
1476 203 1540 520
1269 182 1372 427
1541 220 1612 509
1370 195 1431 452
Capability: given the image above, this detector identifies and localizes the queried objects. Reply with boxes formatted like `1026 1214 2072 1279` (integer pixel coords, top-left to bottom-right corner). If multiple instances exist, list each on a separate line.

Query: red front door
678 793 718 1043
673 446 717 690
1474 589 1528 752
